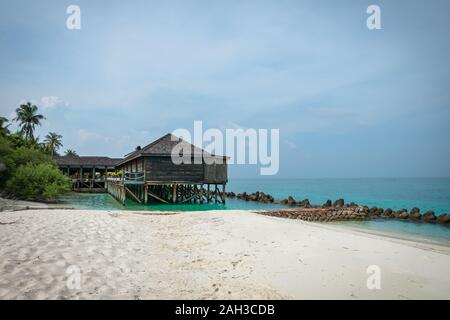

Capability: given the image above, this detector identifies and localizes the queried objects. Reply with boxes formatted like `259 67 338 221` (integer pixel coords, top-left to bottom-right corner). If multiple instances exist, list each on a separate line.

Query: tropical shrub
107 170 125 177
1 106 70 201
11 146 53 168
6 163 71 201
0 136 15 188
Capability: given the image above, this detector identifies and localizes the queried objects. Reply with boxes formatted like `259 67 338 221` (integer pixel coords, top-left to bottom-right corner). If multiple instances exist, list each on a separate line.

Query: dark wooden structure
110 133 228 205
54 155 121 192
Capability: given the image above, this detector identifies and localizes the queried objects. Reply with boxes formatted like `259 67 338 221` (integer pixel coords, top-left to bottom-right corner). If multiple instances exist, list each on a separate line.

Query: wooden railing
107 171 145 184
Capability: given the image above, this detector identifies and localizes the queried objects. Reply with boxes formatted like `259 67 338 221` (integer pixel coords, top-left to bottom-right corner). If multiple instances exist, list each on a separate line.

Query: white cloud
40 96 67 110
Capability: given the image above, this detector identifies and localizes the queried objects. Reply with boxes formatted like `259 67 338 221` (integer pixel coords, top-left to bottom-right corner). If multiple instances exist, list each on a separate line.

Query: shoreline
1 206 450 299
2 197 449 247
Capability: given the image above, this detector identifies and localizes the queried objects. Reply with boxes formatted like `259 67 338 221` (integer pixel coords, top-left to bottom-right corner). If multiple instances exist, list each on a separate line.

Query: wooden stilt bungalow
54 155 121 192
55 133 228 205
110 133 228 205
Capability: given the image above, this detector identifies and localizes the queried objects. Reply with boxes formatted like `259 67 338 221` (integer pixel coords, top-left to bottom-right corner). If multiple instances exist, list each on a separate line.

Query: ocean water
228 178 450 214
330 219 450 245
59 178 450 245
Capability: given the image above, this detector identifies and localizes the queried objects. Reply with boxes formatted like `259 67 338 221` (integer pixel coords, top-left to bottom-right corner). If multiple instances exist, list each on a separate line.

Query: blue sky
1 0 449 178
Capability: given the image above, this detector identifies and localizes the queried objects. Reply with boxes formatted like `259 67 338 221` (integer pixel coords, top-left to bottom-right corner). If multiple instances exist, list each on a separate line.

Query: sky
0 0 449 178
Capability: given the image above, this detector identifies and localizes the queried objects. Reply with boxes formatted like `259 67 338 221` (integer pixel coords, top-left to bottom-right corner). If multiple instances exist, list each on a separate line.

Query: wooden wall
203 162 227 183
118 156 227 183
145 156 204 182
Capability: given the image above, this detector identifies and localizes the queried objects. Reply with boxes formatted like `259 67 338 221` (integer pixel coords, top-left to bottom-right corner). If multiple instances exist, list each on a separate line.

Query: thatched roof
54 155 121 168
118 133 226 165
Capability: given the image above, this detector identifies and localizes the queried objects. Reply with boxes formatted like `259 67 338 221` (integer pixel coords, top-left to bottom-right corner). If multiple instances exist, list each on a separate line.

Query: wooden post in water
222 183 226 204
91 167 95 191
80 167 83 189
144 185 148 204
207 184 210 203
172 184 177 203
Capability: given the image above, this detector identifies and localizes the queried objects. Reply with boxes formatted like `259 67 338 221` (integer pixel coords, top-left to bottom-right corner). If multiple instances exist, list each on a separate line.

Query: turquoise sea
60 178 450 245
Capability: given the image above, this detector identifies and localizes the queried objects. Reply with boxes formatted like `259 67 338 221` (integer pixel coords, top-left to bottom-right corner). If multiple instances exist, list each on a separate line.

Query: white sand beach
0 206 449 300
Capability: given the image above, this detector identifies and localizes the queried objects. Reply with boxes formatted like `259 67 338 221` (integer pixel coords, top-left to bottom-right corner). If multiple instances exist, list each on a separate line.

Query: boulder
409 210 421 220
437 214 450 224
250 193 261 201
323 200 332 208
394 210 404 219
287 196 296 206
237 192 247 200
422 211 436 222
398 212 409 219
299 199 310 207
384 208 393 217
333 199 345 207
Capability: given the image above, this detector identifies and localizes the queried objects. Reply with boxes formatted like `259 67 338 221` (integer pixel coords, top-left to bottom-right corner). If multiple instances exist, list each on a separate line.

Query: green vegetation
0 116 10 136
64 149 78 156
0 103 71 201
13 102 45 142
43 132 63 156
107 170 125 178
6 163 70 200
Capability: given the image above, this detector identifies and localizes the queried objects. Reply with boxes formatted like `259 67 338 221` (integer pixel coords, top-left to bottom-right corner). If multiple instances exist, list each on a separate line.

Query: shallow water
330 219 450 245
59 192 287 212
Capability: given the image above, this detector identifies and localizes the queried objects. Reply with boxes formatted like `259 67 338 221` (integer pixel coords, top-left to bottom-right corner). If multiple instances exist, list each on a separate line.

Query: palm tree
43 132 63 156
13 102 45 141
65 149 78 156
0 116 10 136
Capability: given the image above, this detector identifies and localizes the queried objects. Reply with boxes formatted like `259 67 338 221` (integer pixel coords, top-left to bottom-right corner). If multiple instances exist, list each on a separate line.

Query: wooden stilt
147 190 169 204
172 184 177 203
144 185 148 204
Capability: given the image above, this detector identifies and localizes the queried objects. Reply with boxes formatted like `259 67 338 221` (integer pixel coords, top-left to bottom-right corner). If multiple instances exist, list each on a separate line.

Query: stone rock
333 199 345 207
409 210 421 220
384 208 393 217
394 210 404 219
437 214 450 224
399 212 409 219
299 199 310 207
323 200 332 208
422 211 436 222
287 196 296 206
